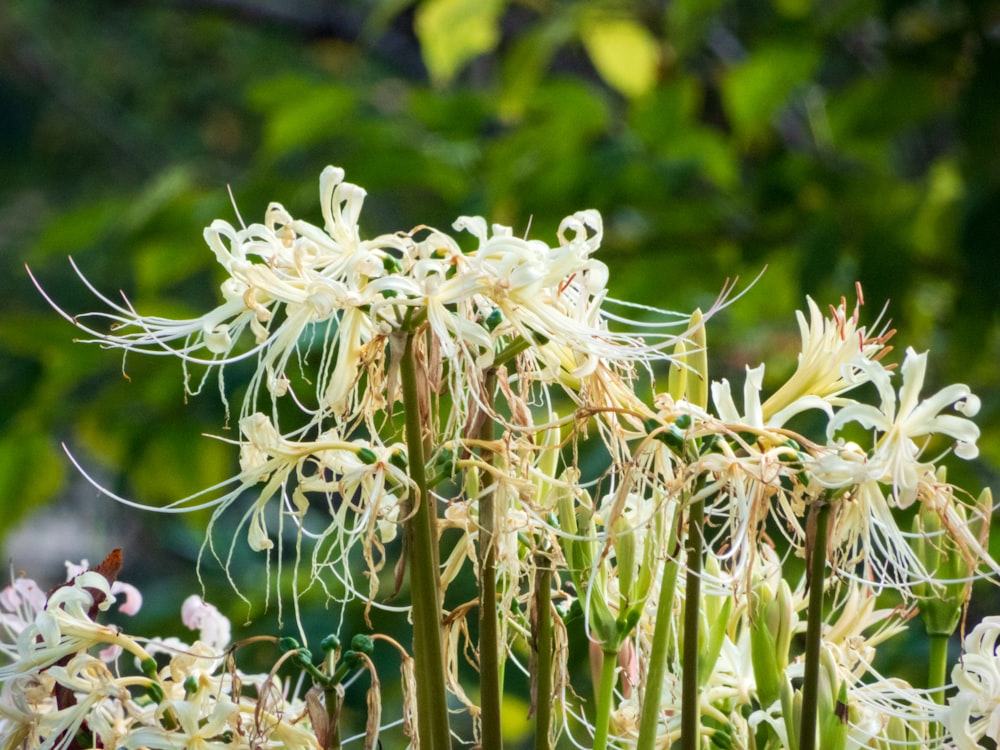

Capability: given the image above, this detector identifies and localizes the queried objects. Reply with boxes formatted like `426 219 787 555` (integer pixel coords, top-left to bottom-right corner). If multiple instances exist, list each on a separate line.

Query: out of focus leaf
414 0 506 86
721 43 820 142
0 426 65 533
498 16 575 123
249 75 357 158
579 13 660 99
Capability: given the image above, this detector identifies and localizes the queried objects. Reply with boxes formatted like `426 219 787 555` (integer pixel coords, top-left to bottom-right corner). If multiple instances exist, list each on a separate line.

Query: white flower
0 576 46 659
762 292 892 415
124 689 242 750
181 596 231 651
827 347 980 507
711 362 832 431
947 616 1000 749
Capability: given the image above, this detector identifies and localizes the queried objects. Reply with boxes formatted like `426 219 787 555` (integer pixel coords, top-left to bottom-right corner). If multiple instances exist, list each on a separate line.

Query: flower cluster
17 167 998 750
0 557 322 750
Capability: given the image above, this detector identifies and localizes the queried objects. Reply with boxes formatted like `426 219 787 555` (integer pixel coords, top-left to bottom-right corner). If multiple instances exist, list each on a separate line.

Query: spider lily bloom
946 616 1000 749
0 572 152 681
123 688 244 750
201 413 410 606
827 347 980 509
30 166 404 424
711 293 893 437
762 291 893 418
711 362 834 435
0 576 47 659
38 653 130 750
180 596 231 652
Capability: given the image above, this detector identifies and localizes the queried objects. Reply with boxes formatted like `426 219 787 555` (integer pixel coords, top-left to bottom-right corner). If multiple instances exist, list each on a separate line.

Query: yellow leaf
415 0 505 86
580 16 660 99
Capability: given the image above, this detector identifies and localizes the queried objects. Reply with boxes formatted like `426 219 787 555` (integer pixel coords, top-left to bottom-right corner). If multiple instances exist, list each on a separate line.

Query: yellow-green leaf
580 15 660 99
415 0 505 86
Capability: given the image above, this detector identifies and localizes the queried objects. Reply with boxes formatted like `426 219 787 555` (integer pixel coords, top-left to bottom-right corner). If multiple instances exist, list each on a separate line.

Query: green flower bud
686 309 708 410
464 466 480 504
750 585 782 709
818 648 848 750
612 515 636 610
780 677 802 750
912 505 968 636
667 337 688 402
183 676 198 696
534 422 561 508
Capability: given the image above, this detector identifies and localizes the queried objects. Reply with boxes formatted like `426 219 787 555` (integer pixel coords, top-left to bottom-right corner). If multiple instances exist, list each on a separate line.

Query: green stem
592 648 619 750
799 500 831 750
928 633 949 704
928 632 949 741
399 332 452 750
681 494 705 750
324 685 342 750
636 515 682 750
532 552 554 750
477 370 503 750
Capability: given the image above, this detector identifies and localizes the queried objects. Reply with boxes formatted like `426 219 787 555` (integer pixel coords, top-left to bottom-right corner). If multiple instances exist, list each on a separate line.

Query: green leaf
498 17 575 123
0 427 65 534
579 14 660 99
414 0 506 86
721 43 820 141
249 75 356 158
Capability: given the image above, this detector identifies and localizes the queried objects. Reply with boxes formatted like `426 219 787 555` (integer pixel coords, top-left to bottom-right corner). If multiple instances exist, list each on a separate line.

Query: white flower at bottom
946 616 1000 749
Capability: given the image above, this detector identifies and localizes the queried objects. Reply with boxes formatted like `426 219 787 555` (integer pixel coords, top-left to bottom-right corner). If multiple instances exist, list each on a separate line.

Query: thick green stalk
928 633 949 705
799 501 831 750
636 522 681 750
928 632 949 741
592 648 619 750
399 333 452 750
532 554 554 750
477 370 503 750
680 495 705 750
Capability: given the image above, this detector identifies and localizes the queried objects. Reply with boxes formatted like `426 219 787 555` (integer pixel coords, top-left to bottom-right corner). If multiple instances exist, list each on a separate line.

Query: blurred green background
2 0 999 744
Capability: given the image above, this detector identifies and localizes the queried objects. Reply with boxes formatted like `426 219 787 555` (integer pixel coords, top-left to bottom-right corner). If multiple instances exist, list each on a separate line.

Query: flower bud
818 647 848 750
912 502 969 637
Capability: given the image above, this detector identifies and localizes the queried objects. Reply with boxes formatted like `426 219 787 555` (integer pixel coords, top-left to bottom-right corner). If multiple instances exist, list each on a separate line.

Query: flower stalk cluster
15 167 1000 749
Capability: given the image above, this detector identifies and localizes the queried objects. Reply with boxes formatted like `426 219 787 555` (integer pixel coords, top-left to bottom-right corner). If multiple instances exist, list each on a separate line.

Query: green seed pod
293 648 314 667
146 681 165 703
278 636 301 653
320 634 341 653
484 307 503 331
139 657 158 678
351 634 375 656
389 449 408 471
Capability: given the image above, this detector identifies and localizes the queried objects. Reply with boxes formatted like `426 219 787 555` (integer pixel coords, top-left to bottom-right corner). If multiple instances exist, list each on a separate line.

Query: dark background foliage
2 0 999 743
